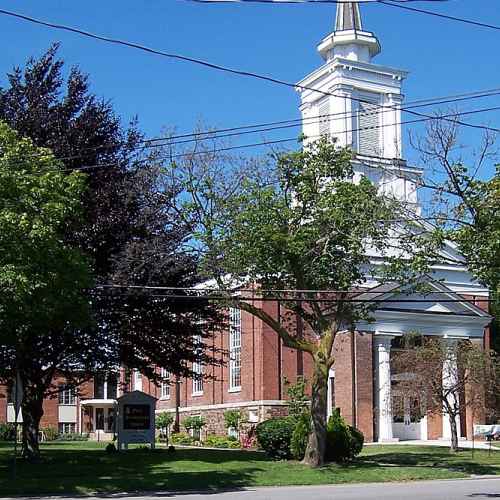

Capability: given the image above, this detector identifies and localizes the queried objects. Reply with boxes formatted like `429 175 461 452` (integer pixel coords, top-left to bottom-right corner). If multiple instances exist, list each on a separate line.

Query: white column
441 339 461 440
374 335 398 442
327 368 335 419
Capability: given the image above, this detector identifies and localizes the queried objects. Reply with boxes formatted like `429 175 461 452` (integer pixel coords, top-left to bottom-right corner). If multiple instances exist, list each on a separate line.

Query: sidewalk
366 439 499 451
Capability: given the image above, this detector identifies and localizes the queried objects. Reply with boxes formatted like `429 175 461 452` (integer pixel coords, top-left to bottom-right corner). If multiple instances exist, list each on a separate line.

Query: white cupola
318 1 381 63
297 1 423 209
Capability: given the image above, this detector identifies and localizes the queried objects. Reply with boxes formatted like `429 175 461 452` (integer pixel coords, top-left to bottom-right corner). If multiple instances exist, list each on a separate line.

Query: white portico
357 282 491 442
298 2 492 442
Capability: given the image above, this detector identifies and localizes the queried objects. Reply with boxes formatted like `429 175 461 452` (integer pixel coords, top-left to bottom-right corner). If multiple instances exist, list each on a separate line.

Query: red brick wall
355 332 374 442
427 412 442 440
0 384 7 423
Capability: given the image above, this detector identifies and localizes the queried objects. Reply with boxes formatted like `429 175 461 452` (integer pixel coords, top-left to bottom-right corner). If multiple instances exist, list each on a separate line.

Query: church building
0 2 492 443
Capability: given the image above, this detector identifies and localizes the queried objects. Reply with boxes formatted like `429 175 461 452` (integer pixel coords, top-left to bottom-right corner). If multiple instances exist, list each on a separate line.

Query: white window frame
192 361 204 396
356 94 381 157
58 422 76 434
133 370 143 391
160 368 171 399
58 385 76 405
229 307 242 392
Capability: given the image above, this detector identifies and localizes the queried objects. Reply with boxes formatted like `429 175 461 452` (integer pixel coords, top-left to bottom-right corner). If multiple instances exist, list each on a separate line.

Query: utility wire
42 104 499 174
380 0 500 31
0 7 498 140
4 87 500 166
3 104 499 176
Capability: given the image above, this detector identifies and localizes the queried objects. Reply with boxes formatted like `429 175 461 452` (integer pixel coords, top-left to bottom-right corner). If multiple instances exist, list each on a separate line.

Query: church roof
335 1 363 32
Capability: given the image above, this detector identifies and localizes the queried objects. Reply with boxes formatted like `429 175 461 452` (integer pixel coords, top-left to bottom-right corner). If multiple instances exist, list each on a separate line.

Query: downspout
277 301 282 401
351 330 358 428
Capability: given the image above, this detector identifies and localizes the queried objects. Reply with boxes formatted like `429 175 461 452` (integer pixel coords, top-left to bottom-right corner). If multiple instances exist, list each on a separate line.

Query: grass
0 441 499 496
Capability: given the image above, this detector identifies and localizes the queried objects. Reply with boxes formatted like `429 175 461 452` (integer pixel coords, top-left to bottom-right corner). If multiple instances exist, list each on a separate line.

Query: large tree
0 47 222 459
0 122 93 459
164 135 430 466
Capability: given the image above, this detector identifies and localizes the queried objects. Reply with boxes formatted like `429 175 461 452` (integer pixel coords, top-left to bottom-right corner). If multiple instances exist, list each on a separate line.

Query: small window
58 386 76 405
192 362 203 395
134 370 142 391
160 368 171 399
58 422 76 434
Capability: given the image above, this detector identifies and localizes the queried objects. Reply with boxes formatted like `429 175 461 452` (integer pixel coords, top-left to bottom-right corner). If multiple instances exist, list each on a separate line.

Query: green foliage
204 434 240 449
156 412 174 431
170 433 196 446
56 433 88 442
41 427 59 442
290 412 311 460
223 410 241 431
325 410 364 463
284 377 309 419
0 423 16 441
182 416 206 432
255 417 296 459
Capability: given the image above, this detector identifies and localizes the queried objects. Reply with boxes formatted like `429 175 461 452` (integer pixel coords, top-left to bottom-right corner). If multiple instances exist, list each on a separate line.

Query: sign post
13 371 23 479
116 391 157 451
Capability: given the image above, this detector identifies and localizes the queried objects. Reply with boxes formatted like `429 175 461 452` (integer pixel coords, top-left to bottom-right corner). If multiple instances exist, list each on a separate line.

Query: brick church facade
0 3 494 443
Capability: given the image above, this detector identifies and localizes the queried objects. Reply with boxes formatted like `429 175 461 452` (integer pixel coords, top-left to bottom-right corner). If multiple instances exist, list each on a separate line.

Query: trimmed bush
325 409 364 463
56 433 88 441
170 432 196 446
204 434 240 449
255 417 296 459
0 423 16 441
41 427 58 442
290 412 311 460
105 443 117 453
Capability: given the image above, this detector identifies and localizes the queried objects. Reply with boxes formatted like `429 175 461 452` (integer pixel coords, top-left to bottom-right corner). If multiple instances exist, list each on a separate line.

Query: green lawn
0 442 499 496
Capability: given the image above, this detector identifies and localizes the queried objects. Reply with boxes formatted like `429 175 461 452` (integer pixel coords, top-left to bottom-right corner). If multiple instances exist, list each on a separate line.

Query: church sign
116 391 157 450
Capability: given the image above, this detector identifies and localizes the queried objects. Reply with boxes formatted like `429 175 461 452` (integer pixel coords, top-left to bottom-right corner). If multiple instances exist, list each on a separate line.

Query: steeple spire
335 1 362 32
317 0 380 63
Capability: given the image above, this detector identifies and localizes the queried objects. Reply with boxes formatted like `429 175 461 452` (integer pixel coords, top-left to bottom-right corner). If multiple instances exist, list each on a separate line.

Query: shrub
284 377 310 419
105 443 117 453
223 410 241 436
290 412 311 460
325 409 364 463
0 423 16 441
41 427 58 441
182 416 206 441
170 432 196 446
156 412 174 431
204 434 240 449
255 417 296 459
56 433 88 442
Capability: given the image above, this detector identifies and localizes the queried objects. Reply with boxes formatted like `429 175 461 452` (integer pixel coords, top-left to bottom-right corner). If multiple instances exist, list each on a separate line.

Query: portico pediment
355 281 491 339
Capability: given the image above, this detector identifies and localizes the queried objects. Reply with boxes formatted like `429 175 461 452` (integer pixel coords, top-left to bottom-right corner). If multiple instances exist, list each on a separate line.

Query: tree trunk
303 359 328 467
449 415 459 453
21 382 45 461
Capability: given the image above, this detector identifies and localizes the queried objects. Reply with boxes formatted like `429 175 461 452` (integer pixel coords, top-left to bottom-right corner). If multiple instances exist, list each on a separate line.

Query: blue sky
0 0 499 179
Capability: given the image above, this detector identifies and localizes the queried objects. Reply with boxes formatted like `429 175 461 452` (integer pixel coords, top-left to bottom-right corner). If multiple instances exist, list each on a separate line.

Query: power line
1 7 499 141
380 0 500 32
98 284 488 295
185 0 448 3
5 86 500 166
5 103 498 177
62 104 500 173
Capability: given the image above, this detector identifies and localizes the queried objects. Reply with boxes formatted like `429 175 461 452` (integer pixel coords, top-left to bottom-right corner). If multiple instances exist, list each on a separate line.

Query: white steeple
318 1 380 63
297 2 422 209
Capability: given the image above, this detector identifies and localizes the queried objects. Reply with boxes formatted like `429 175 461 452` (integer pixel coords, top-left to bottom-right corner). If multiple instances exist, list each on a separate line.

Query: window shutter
318 98 330 137
358 101 380 155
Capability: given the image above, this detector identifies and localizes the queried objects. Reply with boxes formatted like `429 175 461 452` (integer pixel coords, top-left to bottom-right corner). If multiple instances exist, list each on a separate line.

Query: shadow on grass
358 450 499 476
1 447 267 497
